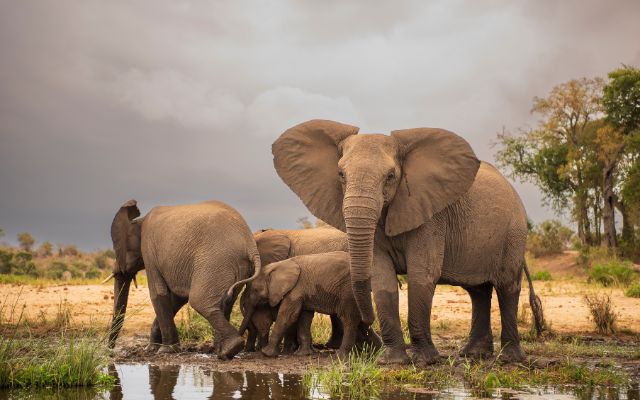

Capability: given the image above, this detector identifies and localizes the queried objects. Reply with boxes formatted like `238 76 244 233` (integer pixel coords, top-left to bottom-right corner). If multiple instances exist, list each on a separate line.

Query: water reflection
0 364 637 399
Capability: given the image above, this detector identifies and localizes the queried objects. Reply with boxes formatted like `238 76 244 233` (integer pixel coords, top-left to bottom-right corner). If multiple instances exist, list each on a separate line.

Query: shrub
85 266 102 280
11 252 38 277
46 261 69 280
59 245 79 257
625 282 640 298
527 220 574 257
577 245 613 267
584 294 617 335
588 260 636 287
0 249 15 274
531 270 552 281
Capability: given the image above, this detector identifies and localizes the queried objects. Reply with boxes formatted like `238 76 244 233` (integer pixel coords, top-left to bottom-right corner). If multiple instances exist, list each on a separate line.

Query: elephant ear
110 199 141 274
386 128 480 237
254 231 291 266
272 119 359 231
266 260 301 307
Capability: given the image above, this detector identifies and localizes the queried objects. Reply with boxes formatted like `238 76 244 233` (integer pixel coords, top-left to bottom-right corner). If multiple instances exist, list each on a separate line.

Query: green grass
625 282 640 298
177 306 213 342
531 270 553 281
0 336 113 389
304 345 384 399
588 259 637 287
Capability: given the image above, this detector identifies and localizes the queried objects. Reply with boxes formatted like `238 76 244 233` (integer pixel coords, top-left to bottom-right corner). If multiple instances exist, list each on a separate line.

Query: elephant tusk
132 276 138 289
101 273 115 284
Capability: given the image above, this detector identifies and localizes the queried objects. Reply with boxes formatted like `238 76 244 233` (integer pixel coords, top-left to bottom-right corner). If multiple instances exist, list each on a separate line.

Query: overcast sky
1 1 639 250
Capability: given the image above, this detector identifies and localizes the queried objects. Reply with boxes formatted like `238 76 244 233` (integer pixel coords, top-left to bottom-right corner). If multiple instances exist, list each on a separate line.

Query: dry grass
583 293 617 335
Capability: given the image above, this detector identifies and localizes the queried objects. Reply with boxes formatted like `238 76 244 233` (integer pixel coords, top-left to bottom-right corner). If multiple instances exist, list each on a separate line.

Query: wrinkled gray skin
236 251 380 358
272 120 541 365
242 227 348 352
108 199 259 360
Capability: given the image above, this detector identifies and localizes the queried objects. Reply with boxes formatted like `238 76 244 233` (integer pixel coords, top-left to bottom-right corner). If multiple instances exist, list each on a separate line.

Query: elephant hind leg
147 294 187 353
190 298 244 360
460 282 494 359
495 284 525 363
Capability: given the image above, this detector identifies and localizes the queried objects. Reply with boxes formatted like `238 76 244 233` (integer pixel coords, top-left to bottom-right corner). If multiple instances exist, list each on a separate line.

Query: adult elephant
107 199 259 360
272 120 542 365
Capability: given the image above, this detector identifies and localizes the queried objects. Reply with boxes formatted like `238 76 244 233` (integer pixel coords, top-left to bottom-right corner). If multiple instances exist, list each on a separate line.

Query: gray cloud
1 0 639 249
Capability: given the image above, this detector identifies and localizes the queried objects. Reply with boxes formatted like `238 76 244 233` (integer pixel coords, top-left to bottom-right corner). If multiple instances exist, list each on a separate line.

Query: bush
625 282 640 298
577 246 613 267
527 220 574 257
0 249 15 274
583 294 617 335
588 260 636 287
85 266 102 280
46 262 69 280
531 270 552 281
11 252 38 277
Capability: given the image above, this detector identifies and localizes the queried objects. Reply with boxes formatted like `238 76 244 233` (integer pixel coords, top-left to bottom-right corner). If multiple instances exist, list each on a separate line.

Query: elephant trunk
108 274 133 348
343 196 379 326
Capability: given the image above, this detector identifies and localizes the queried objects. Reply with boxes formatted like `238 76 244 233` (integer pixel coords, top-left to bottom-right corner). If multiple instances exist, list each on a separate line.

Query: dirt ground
1 251 639 372
1 253 638 337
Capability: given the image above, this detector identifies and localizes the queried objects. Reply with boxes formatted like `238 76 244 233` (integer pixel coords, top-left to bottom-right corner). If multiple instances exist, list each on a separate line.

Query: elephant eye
386 171 395 181
338 170 345 180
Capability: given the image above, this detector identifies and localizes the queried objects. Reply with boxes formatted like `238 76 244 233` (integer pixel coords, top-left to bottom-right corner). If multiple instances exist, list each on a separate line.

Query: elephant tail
225 250 262 300
523 261 545 337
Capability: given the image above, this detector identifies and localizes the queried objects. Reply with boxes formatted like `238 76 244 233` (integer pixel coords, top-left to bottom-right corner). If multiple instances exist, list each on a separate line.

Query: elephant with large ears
271 120 543 365
107 199 260 360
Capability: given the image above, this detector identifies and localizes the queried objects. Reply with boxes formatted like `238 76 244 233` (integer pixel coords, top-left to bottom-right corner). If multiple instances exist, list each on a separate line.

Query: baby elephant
232 251 378 358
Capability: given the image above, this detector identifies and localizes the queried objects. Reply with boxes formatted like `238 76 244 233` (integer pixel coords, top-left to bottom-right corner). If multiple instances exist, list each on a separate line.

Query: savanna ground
1 250 639 395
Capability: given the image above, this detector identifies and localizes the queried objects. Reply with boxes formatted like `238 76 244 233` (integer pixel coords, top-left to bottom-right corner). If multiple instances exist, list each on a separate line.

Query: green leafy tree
17 232 35 252
496 77 604 246
601 66 640 252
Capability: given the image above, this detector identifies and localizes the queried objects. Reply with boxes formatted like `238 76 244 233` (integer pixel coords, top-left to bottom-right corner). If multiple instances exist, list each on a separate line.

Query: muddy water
1 363 638 399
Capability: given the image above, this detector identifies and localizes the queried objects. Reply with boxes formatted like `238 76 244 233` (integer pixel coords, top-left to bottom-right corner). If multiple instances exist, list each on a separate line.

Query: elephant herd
106 119 543 366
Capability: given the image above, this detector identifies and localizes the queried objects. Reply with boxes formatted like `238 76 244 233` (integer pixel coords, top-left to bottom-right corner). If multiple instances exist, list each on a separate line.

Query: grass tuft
625 282 640 298
584 293 617 335
588 260 636 287
531 270 553 281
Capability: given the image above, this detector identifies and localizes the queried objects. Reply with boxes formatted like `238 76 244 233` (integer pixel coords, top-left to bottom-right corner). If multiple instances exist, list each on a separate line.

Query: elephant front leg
324 314 344 349
262 298 302 358
147 294 187 353
372 249 409 365
406 227 445 366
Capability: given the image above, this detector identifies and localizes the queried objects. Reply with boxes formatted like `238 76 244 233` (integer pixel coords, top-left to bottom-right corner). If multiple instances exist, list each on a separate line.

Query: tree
496 77 605 246
37 241 53 257
0 227 4 239
17 232 35 252
602 66 640 250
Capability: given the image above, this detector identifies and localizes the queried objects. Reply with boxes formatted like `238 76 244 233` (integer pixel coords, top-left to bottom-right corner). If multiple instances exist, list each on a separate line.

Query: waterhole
1 363 638 399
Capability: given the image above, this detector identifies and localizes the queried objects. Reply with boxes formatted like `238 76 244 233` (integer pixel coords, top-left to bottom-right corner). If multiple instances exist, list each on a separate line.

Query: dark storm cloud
1 0 639 249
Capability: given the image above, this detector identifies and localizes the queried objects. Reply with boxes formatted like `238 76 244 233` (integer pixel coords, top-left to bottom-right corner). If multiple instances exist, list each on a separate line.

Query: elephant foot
378 346 410 365
294 346 315 356
409 345 440 367
157 343 180 354
282 341 298 354
244 342 257 352
261 344 279 358
499 343 526 364
460 336 494 359
144 343 161 353
363 330 383 351
324 337 342 350
217 336 245 360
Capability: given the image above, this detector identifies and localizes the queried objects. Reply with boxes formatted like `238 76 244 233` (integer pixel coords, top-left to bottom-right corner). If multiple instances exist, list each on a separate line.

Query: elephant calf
231 251 379 358
243 227 349 352
107 199 260 360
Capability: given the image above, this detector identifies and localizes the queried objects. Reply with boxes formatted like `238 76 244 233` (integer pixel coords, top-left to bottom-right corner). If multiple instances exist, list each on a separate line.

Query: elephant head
107 199 144 347
272 120 479 324
238 259 301 335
